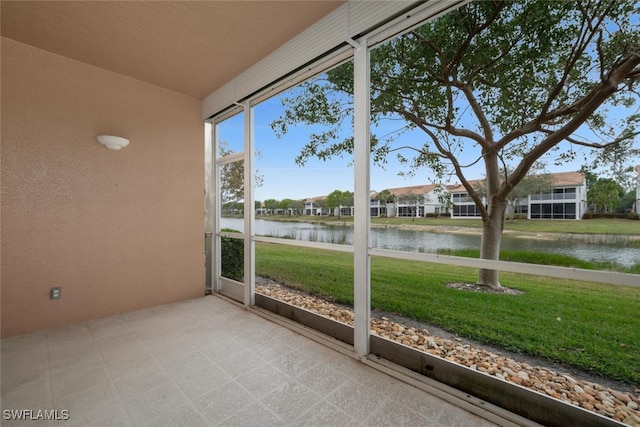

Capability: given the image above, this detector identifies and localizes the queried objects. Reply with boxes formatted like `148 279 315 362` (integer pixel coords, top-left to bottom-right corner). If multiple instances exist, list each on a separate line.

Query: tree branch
503 48 640 198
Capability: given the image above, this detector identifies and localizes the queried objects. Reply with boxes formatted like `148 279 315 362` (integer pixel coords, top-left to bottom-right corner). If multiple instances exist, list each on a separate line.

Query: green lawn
256 242 640 386
255 215 640 235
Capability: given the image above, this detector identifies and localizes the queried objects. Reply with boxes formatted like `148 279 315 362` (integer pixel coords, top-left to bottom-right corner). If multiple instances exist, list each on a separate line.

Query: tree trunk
477 201 507 290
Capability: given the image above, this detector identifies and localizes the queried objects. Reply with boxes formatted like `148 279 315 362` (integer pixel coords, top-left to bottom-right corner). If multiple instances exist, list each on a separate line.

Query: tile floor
1 295 501 426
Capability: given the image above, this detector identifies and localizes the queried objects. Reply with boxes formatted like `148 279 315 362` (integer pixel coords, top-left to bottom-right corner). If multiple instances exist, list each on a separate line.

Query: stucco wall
1 38 205 336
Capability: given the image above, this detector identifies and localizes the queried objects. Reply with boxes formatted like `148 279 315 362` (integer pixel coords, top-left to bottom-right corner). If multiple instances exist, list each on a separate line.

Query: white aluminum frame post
243 104 256 307
351 38 371 358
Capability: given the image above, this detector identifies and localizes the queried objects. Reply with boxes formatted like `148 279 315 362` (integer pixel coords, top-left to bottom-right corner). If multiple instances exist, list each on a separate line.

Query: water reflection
222 218 639 267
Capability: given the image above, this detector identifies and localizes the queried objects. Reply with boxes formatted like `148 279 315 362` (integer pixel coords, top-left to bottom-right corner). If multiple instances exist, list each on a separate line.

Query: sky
215 92 639 202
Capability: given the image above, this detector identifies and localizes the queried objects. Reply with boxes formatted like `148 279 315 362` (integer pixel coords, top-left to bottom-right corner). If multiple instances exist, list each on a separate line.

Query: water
221 218 640 268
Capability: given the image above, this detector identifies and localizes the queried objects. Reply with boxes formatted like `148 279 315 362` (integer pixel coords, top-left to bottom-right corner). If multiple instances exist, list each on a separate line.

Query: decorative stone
255 281 640 427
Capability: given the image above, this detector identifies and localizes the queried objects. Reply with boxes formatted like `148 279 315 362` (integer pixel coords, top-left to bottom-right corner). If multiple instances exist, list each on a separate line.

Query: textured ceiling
1 1 345 99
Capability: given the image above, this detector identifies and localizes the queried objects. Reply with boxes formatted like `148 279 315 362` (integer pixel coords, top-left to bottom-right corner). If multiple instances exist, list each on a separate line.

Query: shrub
221 228 244 281
582 212 633 219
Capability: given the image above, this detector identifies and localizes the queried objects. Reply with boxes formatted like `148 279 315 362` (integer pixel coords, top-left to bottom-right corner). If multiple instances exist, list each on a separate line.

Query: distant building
448 180 485 218
378 184 448 217
304 196 329 216
291 170 589 220
448 172 587 220
527 171 587 220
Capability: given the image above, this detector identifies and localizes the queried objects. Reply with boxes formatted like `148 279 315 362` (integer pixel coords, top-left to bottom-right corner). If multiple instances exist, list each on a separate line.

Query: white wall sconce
97 135 130 150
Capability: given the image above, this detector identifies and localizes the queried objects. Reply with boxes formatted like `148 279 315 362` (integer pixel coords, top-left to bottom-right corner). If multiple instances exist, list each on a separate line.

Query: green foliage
221 228 243 281
325 189 353 215
264 198 280 211
588 178 626 213
376 189 394 203
584 212 637 220
617 190 636 213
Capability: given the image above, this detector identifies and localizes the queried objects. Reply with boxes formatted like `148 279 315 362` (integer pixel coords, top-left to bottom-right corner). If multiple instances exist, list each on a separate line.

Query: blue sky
212 4 640 202
216 89 639 202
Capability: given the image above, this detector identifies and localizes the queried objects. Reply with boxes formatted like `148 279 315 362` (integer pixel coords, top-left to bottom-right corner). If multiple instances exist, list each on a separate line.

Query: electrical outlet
50 287 61 300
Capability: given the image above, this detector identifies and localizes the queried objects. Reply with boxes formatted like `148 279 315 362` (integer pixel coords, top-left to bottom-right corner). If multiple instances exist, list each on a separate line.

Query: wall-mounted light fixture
97 135 130 150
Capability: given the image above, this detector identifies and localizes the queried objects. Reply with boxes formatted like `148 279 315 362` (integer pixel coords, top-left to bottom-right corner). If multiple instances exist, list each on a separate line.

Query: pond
221 218 640 268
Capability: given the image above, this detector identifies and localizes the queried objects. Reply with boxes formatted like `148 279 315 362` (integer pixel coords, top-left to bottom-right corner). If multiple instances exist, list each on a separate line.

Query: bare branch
539 129 640 149
456 82 494 144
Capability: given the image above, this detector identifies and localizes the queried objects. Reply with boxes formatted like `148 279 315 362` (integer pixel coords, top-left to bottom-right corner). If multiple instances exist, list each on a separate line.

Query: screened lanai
3 1 639 426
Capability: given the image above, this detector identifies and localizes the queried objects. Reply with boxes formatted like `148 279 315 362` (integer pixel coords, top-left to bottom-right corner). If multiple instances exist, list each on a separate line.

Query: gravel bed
256 280 640 426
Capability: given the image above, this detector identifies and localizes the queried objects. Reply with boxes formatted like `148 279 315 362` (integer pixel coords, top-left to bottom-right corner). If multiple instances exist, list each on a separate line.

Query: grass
255 242 640 386
254 214 640 236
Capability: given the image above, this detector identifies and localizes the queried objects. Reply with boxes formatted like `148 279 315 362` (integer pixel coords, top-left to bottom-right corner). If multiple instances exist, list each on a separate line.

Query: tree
279 198 295 215
617 190 636 213
589 178 625 213
477 164 554 222
396 192 422 220
219 140 263 205
325 190 352 217
376 189 395 217
272 1 640 290
290 199 305 215
376 189 394 203
219 142 244 204
263 198 280 214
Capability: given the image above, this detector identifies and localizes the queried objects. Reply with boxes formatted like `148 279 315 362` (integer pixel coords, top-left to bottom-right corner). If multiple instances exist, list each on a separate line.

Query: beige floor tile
248 336 294 361
49 351 105 380
270 350 319 378
48 340 99 365
385 381 445 419
325 379 388 420
364 398 432 426
437 405 499 427
63 403 132 427
1 383 51 411
144 335 197 365
50 366 111 398
123 382 187 425
296 363 349 396
174 367 232 401
1 363 49 395
235 364 291 398
141 402 210 427
194 381 256 423
105 347 158 380
53 383 120 421
113 365 172 398
260 379 320 423
161 351 217 380
0 295 501 427
217 400 283 427
200 336 246 363
293 399 361 427
215 350 266 379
